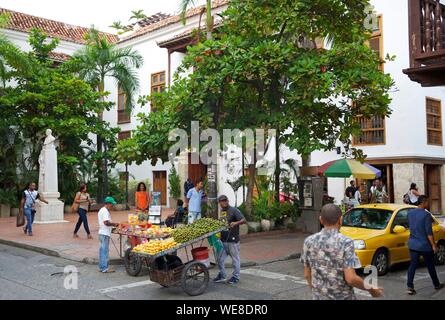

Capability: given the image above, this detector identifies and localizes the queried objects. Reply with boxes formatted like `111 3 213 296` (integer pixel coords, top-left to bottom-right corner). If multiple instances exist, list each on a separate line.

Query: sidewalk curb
0 238 301 268
0 238 60 258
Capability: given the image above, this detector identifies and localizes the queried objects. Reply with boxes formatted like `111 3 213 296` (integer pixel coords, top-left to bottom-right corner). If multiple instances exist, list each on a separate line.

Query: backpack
403 192 411 204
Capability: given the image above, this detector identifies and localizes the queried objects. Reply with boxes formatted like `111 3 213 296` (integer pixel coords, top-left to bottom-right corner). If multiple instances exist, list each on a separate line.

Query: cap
104 196 117 205
217 195 228 202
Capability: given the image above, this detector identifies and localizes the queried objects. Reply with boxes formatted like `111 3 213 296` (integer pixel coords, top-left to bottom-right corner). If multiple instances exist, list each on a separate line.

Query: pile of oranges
132 238 178 255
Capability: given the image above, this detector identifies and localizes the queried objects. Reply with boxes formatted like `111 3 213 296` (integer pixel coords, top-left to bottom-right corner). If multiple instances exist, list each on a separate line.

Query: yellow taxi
340 204 445 276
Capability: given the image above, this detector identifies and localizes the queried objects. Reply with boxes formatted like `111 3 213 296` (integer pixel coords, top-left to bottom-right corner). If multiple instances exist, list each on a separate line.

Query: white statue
35 128 65 224
43 128 56 146
38 129 56 192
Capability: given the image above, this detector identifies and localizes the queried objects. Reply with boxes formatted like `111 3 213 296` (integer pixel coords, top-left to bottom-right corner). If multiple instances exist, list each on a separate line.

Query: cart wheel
124 248 142 277
181 261 209 296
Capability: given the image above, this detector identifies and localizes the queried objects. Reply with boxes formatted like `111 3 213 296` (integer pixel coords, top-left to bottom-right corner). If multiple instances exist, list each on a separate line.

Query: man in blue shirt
185 179 204 224
406 195 443 295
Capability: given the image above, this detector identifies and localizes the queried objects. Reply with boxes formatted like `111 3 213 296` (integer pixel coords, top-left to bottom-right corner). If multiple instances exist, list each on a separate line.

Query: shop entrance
425 165 442 214
357 164 393 203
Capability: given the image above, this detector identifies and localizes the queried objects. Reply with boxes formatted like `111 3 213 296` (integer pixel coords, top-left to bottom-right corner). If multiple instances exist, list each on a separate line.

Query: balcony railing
404 0 445 86
117 109 131 124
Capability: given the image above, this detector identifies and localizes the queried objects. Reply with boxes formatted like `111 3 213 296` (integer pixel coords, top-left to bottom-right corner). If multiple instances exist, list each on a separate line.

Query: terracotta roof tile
120 0 229 43
0 7 118 44
157 20 224 48
47 51 71 62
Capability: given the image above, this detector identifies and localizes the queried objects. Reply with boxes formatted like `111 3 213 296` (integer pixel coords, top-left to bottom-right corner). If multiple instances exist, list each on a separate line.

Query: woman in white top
408 183 421 205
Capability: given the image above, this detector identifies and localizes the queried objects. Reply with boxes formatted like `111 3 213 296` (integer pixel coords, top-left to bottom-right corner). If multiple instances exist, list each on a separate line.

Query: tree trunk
96 133 104 203
274 128 280 202
96 81 106 203
245 149 257 220
242 141 245 203
206 0 213 40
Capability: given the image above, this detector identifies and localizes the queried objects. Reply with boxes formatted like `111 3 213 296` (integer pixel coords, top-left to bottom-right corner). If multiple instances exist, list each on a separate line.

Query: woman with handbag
19 182 48 236
72 184 93 239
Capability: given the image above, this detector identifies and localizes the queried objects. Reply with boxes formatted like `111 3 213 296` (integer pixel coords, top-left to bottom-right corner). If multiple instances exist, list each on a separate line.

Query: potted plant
168 165 181 209
0 189 16 218
253 191 275 231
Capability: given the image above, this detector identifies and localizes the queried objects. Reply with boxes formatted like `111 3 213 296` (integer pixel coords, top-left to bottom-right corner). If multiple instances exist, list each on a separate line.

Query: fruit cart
132 226 227 296
112 223 173 276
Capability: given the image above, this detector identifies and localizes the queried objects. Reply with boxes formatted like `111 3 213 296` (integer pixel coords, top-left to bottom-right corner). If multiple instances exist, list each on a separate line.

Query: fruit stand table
111 223 172 276
132 226 227 296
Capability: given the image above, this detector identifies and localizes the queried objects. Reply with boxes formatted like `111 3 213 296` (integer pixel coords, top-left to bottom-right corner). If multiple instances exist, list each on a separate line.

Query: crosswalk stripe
241 268 371 298
98 280 154 294
240 269 307 285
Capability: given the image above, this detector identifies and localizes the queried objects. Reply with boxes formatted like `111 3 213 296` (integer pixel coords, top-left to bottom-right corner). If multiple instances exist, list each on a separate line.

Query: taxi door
387 209 412 263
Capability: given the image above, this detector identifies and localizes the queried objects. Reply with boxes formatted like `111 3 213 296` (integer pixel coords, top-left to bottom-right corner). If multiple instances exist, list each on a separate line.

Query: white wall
103 0 445 206
2 28 83 55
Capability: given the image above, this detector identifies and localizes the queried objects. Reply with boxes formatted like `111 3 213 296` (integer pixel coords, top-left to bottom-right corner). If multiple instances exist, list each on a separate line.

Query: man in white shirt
98 197 119 273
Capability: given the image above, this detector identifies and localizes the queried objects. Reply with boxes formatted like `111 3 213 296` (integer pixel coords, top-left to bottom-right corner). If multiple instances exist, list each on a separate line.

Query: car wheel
372 249 389 276
435 242 445 265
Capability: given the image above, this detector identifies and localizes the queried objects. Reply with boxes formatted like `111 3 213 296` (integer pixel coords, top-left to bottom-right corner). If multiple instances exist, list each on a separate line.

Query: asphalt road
1 243 445 300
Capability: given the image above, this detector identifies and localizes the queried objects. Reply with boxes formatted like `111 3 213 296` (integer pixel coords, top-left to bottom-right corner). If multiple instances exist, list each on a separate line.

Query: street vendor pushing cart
213 195 246 285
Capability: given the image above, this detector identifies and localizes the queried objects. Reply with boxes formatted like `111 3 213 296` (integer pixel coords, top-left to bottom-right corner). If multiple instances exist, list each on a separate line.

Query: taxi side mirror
393 225 407 234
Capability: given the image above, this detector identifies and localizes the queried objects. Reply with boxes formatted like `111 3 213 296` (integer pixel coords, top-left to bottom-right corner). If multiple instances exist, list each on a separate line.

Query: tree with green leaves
0 28 119 205
180 0 214 40
65 28 143 202
130 10 147 22
117 0 394 217
0 13 32 87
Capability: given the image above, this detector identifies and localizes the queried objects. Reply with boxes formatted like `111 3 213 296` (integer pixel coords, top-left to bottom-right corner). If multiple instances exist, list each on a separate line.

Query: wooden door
426 165 441 214
153 171 167 205
188 153 207 185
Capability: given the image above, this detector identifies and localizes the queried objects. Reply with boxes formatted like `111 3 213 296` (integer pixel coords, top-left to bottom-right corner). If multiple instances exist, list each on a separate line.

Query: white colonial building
2 0 445 213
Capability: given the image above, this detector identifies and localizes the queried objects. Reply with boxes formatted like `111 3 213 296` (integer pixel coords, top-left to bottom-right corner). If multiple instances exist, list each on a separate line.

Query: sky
0 0 206 33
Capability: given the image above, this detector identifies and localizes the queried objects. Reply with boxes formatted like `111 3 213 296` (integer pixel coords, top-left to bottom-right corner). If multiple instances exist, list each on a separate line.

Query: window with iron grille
426 98 442 146
353 115 386 146
150 71 166 111
117 86 131 124
369 15 384 71
118 130 131 141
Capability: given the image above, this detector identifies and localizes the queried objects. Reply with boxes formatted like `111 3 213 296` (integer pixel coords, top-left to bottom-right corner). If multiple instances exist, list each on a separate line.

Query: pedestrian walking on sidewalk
185 178 204 224
406 195 444 295
301 204 383 300
98 197 119 273
19 182 48 236
73 184 93 239
213 195 246 285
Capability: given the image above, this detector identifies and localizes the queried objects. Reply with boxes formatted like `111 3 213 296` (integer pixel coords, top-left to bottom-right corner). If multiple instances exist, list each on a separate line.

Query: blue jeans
99 235 110 272
74 208 90 235
407 250 440 289
24 207 35 234
188 211 201 224
217 241 241 280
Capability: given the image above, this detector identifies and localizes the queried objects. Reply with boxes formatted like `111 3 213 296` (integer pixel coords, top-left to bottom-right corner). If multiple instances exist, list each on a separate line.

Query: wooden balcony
403 0 445 86
117 109 131 124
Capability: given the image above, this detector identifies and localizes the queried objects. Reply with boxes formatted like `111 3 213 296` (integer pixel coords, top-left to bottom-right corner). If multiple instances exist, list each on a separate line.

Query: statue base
34 198 67 224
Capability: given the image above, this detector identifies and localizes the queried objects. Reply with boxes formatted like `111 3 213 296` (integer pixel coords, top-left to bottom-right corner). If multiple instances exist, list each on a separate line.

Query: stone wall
392 163 425 204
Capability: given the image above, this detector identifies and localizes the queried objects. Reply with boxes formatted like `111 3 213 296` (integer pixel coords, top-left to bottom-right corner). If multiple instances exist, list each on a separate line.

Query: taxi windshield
342 208 393 230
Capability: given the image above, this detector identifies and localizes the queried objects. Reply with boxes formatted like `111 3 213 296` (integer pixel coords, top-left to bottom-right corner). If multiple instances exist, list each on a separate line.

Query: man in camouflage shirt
301 204 383 300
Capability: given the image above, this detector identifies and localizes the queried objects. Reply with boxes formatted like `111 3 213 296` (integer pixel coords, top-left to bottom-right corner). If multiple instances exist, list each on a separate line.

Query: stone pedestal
34 192 66 224
34 129 66 224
